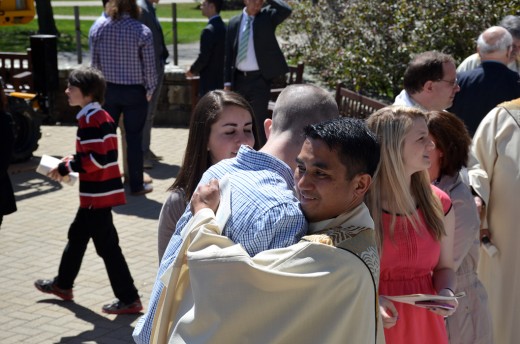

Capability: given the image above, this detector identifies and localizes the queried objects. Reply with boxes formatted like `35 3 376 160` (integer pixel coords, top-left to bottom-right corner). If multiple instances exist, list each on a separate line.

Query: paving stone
2 126 188 343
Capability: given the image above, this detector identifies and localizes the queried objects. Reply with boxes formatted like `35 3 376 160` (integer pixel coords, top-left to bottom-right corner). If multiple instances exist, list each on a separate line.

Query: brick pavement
1 125 188 343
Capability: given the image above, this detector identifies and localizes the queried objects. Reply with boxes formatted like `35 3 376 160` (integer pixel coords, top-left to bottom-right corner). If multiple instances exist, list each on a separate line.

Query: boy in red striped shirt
35 67 142 314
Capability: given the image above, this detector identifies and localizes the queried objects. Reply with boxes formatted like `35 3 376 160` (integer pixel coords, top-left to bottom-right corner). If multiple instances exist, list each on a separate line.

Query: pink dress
379 186 452 344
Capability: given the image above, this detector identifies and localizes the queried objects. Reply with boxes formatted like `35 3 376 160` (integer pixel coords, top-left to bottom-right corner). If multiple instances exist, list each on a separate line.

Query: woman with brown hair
157 90 259 260
427 111 492 344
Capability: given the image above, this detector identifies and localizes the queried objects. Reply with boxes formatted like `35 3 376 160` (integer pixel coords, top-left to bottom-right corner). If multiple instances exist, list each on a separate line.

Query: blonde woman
366 106 457 344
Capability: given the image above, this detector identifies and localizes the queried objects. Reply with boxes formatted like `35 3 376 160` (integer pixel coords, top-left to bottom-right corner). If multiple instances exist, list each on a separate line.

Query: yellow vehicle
0 0 35 25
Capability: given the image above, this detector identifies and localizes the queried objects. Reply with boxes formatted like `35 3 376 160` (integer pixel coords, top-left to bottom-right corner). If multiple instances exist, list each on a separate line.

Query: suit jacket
138 0 169 73
224 0 291 86
449 61 520 135
190 15 226 95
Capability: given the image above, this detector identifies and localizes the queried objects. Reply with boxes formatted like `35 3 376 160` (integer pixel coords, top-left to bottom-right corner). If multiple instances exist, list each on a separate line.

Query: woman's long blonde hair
366 106 445 247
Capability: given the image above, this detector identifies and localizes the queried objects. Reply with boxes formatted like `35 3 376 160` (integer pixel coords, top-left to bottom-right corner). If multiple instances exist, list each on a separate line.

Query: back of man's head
478 26 513 60
403 51 455 95
304 117 380 179
500 15 520 40
208 0 223 13
270 84 339 146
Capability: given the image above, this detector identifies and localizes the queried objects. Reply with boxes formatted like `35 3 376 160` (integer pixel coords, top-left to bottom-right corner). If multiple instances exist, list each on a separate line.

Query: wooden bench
335 82 388 119
0 49 33 93
268 62 305 112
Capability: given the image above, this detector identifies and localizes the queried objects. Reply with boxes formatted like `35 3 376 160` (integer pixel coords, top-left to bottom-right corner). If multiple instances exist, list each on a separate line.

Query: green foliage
281 0 520 100
0 2 240 52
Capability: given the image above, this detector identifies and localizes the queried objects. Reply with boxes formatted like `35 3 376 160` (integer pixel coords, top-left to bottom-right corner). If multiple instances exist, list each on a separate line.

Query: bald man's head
271 84 339 143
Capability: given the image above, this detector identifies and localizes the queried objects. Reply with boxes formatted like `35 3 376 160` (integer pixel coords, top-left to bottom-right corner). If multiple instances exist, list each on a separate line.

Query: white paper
382 292 465 310
36 154 79 186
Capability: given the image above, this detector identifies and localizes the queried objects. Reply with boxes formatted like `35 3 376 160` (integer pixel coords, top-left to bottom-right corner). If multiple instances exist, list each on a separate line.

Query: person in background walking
186 0 226 97
34 67 142 314
138 0 169 169
90 0 157 195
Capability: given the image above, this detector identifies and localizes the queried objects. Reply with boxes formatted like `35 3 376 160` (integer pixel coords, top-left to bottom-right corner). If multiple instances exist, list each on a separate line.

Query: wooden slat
335 82 388 119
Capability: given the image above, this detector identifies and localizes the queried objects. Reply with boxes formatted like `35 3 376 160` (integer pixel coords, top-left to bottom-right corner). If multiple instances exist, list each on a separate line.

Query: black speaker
30 34 59 94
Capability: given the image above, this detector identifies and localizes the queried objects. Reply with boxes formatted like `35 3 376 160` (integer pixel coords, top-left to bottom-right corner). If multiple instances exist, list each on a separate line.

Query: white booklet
383 292 466 310
36 154 79 186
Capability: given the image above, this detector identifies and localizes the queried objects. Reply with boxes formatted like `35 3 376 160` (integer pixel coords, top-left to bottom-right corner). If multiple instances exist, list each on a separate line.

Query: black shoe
102 298 143 314
34 279 73 301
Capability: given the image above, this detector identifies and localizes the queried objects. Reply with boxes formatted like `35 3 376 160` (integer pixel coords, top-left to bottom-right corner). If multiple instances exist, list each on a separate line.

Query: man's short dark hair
208 0 223 13
403 51 455 94
68 67 107 104
304 117 380 180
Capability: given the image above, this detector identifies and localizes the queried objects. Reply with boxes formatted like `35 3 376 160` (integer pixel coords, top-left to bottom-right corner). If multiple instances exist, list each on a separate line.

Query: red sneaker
34 279 73 301
102 298 143 314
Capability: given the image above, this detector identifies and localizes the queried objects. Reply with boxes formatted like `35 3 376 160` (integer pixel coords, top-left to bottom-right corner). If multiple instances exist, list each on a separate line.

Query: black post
30 34 59 115
171 3 178 65
74 6 82 64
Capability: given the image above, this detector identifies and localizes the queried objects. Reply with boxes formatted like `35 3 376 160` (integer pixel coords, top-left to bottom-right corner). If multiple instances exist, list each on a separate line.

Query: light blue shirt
236 8 259 72
133 145 307 343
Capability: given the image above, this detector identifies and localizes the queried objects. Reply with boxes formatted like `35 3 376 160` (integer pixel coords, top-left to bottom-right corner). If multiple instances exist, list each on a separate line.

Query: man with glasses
394 51 460 111
449 26 520 135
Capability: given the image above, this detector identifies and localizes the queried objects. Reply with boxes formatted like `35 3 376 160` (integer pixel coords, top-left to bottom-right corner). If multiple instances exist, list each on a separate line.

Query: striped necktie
237 15 253 64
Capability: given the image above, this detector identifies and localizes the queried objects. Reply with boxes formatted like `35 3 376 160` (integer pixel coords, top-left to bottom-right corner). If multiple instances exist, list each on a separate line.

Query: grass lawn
52 2 240 19
0 2 240 52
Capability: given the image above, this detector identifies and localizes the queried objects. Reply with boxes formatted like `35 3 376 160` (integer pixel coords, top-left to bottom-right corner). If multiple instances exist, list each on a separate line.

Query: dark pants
104 83 148 193
55 207 138 304
235 72 271 146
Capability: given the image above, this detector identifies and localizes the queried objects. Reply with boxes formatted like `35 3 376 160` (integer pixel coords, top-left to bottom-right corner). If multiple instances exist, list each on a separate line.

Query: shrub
281 0 520 100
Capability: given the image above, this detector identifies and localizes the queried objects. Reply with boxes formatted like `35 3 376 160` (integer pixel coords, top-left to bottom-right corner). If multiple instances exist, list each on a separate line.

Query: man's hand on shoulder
190 179 220 214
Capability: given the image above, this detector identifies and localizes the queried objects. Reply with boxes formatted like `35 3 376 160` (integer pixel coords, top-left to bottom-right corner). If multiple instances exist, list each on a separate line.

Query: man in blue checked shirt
90 0 157 196
133 84 339 343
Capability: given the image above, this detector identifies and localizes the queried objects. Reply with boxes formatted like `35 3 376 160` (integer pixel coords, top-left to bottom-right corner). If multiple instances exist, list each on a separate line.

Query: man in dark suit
186 0 226 96
224 0 292 146
449 26 520 136
138 0 169 168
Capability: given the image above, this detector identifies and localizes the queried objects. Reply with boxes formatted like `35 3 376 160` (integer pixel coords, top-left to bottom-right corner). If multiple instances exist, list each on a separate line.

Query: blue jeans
104 83 148 192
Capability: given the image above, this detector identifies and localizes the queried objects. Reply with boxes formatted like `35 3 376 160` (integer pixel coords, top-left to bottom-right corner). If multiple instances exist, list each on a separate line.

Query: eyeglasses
436 78 458 88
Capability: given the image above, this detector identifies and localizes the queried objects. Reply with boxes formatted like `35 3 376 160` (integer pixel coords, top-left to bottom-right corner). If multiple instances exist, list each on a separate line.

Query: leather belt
235 69 262 77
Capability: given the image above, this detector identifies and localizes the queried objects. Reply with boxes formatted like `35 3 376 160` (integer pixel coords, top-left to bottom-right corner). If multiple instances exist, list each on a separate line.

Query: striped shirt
59 102 125 209
133 145 307 344
90 14 157 96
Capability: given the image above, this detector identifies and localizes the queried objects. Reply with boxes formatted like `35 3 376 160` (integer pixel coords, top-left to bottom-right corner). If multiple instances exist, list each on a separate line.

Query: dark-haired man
186 0 226 96
224 0 292 146
150 117 381 343
133 83 339 343
138 0 169 168
394 51 460 111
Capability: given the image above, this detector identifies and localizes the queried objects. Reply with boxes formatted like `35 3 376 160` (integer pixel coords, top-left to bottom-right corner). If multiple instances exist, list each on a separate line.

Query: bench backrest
0 49 33 92
335 82 388 119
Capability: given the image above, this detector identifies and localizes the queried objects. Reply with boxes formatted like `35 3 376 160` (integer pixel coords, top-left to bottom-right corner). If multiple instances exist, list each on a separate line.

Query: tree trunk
35 0 59 35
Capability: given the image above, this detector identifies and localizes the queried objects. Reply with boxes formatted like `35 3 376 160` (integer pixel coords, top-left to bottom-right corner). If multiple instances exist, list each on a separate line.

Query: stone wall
52 65 193 127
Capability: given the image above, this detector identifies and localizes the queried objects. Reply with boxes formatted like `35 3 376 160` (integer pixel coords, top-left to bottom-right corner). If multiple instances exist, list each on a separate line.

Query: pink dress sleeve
431 184 452 215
